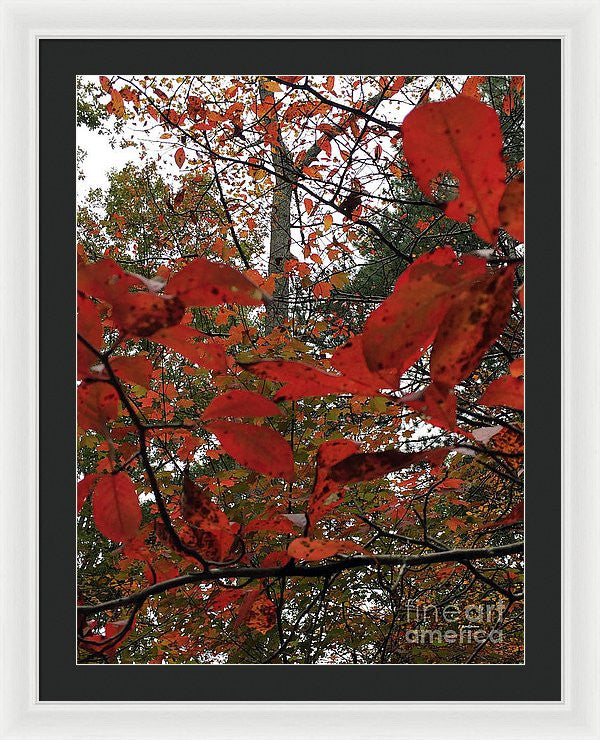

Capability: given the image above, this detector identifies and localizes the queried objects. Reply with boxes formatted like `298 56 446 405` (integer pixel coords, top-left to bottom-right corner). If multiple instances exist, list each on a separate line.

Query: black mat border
40 38 561 701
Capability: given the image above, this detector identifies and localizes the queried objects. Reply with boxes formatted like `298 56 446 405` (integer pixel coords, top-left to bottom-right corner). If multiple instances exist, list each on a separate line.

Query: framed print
1 1 599 738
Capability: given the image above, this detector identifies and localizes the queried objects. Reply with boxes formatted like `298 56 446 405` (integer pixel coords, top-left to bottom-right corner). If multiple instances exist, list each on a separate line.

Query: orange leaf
460 75 487 101
510 357 524 377
174 147 185 168
204 420 295 481
304 198 314 215
78 259 141 304
287 537 368 562
109 88 124 118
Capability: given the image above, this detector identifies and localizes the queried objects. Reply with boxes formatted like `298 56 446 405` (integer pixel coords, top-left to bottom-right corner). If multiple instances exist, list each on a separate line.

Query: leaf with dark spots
111 292 185 337
204 420 295 481
361 247 487 374
180 475 235 560
77 381 119 434
327 447 450 485
287 537 370 562
245 510 296 535
402 96 506 243
202 390 282 420
430 265 516 386
234 588 277 633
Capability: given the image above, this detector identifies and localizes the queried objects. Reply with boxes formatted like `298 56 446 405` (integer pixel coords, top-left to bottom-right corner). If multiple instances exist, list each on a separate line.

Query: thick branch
78 541 523 616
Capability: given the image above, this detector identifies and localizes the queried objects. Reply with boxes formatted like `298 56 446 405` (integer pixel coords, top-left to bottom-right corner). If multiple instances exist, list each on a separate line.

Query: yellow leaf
324 214 333 231
262 79 282 93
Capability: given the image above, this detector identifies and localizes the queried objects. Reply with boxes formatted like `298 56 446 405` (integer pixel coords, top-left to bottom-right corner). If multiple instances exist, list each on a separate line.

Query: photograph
76 73 525 665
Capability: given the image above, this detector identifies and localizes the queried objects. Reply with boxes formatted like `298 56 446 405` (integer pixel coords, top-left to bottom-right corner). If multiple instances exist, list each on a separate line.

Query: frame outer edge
0 0 598 738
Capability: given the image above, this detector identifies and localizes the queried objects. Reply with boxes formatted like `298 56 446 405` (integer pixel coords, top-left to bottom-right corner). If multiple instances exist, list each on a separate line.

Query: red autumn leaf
361 247 486 374
430 265 516 386
307 439 360 525
405 381 459 432
208 588 246 614
402 96 506 243
330 334 400 390
77 381 119 433
99 75 111 92
174 147 185 168
245 510 296 535
78 258 141 304
499 176 524 242
202 390 282 420
166 257 269 307
478 375 524 410
149 325 228 372
261 550 292 568
239 359 372 401
204 420 295 481
77 473 100 513
77 294 103 379
287 537 369 562
111 355 153 388
110 291 185 337
92 472 142 542
304 198 314 215
327 447 450 486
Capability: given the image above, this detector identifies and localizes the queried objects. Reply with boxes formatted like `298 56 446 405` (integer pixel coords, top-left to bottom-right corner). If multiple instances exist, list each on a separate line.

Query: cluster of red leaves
79 89 524 645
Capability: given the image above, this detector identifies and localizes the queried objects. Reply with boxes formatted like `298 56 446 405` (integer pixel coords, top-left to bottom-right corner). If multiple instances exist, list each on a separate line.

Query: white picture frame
1 0 598 737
